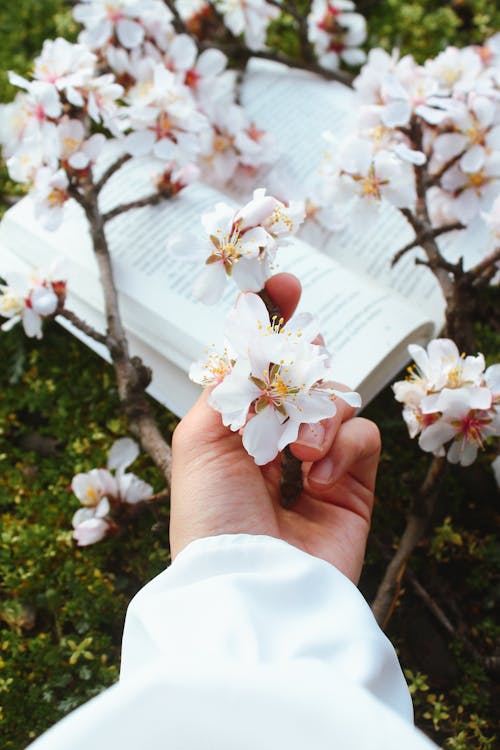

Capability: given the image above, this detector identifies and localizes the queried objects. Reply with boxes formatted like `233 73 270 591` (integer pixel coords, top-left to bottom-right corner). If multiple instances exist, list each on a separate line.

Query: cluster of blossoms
170 188 305 304
0 260 66 338
190 291 360 464
307 0 366 72
0 37 124 228
393 339 500 467
71 437 153 546
0 2 277 231
310 36 500 232
74 0 276 184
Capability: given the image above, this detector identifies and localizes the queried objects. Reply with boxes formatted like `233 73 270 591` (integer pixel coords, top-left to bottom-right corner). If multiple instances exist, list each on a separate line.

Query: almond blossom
215 0 280 51
0 262 66 339
393 339 500 466
74 0 173 51
190 292 361 464
169 189 304 304
71 437 154 546
307 0 366 71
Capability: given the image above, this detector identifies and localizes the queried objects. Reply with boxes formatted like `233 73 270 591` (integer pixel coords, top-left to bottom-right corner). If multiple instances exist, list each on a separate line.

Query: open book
1 59 466 417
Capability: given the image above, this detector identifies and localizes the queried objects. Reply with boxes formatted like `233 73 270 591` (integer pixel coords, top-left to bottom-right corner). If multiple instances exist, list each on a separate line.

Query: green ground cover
1 2 499 748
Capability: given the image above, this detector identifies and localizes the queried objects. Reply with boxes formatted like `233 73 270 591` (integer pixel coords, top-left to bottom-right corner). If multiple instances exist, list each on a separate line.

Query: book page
0 242 200 416
0 187 434 409
241 60 445 330
241 58 355 192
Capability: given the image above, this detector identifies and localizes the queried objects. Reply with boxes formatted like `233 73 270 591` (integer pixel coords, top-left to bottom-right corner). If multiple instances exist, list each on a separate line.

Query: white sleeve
28 534 438 750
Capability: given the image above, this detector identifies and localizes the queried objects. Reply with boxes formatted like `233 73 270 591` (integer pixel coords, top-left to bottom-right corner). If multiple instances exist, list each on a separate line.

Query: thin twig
371 456 445 628
102 191 172 223
468 245 500 279
162 0 187 33
57 308 110 347
391 222 463 267
406 569 500 674
95 154 132 193
425 149 466 187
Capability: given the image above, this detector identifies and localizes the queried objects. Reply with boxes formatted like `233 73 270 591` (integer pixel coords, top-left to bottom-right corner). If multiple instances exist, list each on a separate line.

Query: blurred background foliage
0 1 499 748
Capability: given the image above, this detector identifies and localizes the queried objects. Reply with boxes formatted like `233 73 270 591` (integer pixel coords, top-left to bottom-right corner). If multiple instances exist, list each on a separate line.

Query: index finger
263 273 301 322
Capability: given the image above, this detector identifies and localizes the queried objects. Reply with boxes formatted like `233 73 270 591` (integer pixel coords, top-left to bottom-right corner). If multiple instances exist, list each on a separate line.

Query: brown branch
244 49 354 86
162 0 188 34
391 222 463 267
406 569 500 674
76 178 172 481
426 149 466 187
371 456 445 628
95 154 132 193
468 245 500 280
143 488 170 503
57 308 110 347
102 190 172 223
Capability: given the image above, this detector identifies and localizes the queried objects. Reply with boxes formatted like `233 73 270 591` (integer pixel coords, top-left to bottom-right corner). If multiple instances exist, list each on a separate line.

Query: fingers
264 273 301 322
307 416 381 499
289 385 357 464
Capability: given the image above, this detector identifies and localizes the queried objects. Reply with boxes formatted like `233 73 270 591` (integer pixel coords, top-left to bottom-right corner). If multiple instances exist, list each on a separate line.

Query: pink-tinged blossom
33 38 97 106
122 63 209 164
393 339 500 466
199 103 276 186
168 189 304 304
307 0 366 71
71 437 153 546
32 168 71 230
57 118 106 170
74 0 173 51
216 0 280 51
0 263 65 339
336 137 417 219
191 292 361 464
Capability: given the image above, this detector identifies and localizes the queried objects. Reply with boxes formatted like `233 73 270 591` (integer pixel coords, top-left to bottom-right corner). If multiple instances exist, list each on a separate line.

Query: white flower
191 292 361 465
33 38 97 106
123 63 208 164
0 268 60 339
336 138 417 218
71 468 118 507
393 339 500 466
57 118 106 170
70 437 153 545
216 0 280 51
32 168 70 230
74 0 169 50
72 505 112 546
106 436 154 503
169 190 303 304
307 0 366 71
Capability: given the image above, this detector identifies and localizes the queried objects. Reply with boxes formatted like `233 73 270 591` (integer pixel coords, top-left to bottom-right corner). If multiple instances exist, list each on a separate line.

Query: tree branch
102 190 172 223
391 222 464 267
468 245 500 280
406 569 500 674
57 308 111 347
95 154 132 193
371 456 445 628
76 178 172 481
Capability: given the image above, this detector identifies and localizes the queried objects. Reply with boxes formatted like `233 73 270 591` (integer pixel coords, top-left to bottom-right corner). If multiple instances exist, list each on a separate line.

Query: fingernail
296 422 325 449
309 456 334 485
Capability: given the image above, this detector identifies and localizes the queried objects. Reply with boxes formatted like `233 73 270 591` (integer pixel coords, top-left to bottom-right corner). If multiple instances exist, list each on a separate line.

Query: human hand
170 274 381 583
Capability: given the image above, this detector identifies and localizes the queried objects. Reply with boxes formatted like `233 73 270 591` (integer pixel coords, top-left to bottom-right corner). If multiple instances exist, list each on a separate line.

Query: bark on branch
371 457 445 628
69 179 172 482
58 308 110 347
102 190 172 223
